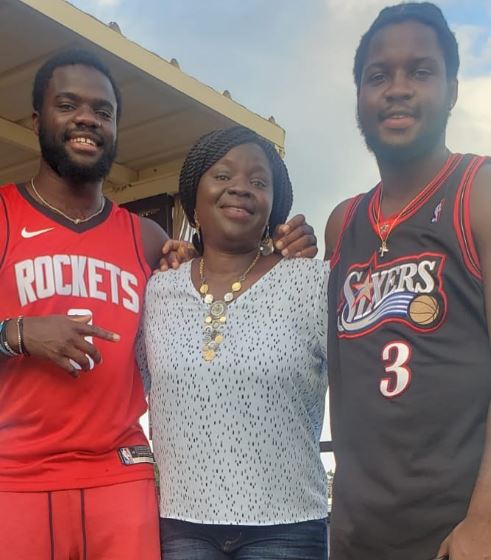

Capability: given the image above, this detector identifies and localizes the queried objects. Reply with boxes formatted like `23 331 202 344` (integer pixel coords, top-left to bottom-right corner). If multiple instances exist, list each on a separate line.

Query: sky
68 0 491 470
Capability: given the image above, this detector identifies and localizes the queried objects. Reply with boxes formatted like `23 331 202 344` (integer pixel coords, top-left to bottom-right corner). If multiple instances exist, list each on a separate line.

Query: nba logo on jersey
337 252 446 338
431 199 445 223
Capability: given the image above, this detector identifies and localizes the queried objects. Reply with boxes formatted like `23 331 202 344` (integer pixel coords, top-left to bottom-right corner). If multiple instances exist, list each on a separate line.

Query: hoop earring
260 224 274 256
192 210 203 254
193 210 200 230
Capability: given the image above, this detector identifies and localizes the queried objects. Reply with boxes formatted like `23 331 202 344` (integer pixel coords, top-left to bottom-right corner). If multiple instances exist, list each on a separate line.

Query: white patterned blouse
138 257 329 525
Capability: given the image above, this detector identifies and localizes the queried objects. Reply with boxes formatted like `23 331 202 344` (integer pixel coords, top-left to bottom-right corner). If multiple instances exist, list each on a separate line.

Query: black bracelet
0 321 12 357
18 316 29 356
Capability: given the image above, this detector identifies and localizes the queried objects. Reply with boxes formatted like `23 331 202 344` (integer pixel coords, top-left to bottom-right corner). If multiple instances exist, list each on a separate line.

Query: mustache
379 105 420 121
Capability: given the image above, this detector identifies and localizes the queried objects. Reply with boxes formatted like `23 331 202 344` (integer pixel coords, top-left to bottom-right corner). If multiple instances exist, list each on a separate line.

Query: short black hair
353 2 459 91
32 49 122 121
179 125 293 245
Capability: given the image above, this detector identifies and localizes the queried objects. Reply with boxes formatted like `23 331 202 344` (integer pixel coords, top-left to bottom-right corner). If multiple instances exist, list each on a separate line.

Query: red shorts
0 479 160 559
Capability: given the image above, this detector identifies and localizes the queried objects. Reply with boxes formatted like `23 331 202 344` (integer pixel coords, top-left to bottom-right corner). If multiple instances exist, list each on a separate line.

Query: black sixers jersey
328 154 491 560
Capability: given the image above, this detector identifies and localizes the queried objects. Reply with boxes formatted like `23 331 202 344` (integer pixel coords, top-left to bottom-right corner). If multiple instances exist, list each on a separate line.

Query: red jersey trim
330 194 364 269
0 192 9 270
129 212 151 279
453 156 488 280
368 153 464 235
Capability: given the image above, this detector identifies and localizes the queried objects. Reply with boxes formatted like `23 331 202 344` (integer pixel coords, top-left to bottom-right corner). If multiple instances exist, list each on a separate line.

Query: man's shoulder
469 155 491 191
325 193 369 260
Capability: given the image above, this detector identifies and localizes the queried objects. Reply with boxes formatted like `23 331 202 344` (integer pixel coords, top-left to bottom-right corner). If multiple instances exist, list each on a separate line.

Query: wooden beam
0 115 38 151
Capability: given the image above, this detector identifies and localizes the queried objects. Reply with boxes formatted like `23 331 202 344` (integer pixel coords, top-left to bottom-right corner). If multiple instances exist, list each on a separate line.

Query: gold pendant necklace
30 178 105 225
199 249 261 361
375 188 418 257
375 164 450 257
375 191 405 258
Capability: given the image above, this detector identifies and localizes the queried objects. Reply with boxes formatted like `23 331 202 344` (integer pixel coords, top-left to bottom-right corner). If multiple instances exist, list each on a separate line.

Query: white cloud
448 74 491 154
455 24 491 75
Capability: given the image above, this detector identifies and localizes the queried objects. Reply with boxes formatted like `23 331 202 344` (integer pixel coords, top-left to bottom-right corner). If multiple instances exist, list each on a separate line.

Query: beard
357 107 450 165
38 123 117 183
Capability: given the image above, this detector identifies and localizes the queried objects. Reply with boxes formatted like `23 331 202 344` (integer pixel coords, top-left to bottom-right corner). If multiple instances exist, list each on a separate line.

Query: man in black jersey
325 3 491 560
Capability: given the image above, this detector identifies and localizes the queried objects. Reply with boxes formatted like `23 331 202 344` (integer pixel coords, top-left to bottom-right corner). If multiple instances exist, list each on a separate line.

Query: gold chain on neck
30 178 105 225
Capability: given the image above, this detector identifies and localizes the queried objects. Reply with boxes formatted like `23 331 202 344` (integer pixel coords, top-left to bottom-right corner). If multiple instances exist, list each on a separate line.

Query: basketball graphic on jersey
408 294 440 326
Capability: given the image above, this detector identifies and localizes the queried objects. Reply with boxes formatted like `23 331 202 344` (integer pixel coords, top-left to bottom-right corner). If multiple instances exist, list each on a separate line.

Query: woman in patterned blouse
139 126 329 560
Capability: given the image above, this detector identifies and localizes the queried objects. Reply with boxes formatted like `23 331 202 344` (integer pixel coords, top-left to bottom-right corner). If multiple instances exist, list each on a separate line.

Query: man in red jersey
0 49 316 559
325 3 491 560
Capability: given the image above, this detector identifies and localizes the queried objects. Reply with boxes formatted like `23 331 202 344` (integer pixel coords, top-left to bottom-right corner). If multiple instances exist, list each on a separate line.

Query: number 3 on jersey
67 308 94 371
380 341 412 398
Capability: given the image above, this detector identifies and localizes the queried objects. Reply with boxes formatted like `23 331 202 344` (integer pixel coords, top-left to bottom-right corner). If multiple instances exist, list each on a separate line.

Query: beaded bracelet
0 319 20 357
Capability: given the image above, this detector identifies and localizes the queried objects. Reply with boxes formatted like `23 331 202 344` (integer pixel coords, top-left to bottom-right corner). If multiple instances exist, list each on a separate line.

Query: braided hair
179 126 293 252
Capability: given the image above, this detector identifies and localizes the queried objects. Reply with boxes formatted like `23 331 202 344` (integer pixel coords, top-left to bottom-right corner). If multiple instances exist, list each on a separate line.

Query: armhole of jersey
129 213 151 280
330 194 364 269
453 155 488 280
0 193 10 271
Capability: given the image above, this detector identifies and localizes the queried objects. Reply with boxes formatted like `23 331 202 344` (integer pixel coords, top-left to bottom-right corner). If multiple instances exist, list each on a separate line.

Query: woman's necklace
199 249 261 362
30 178 105 225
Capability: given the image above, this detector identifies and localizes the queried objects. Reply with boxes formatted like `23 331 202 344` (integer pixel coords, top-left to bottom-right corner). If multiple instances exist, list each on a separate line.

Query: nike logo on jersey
21 227 55 239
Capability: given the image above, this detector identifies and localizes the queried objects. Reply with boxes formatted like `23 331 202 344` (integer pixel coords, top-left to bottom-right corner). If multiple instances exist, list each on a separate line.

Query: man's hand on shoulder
139 216 197 272
158 239 197 272
273 214 317 258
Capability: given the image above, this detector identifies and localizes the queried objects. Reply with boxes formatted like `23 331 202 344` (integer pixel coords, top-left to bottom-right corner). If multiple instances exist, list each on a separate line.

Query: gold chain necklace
375 191 408 257
30 178 105 225
199 249 261 362
375 185 428 257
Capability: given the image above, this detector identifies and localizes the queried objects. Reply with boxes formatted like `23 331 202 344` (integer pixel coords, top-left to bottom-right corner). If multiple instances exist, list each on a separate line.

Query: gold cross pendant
379 240 389 257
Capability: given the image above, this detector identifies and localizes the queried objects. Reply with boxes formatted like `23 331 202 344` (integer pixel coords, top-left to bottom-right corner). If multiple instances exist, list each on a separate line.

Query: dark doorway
122 193 174 235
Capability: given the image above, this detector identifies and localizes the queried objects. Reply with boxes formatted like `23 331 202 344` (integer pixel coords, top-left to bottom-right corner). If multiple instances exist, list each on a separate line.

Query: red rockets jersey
0 183 154 491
